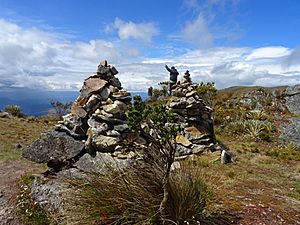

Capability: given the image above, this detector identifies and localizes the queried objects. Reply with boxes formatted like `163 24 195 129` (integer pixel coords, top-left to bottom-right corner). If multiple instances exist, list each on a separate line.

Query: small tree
128 95 179 220
50 101 72 116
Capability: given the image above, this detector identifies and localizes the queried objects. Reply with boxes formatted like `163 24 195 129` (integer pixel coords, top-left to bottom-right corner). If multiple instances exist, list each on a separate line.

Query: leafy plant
4 104 24 117
196 82 217 106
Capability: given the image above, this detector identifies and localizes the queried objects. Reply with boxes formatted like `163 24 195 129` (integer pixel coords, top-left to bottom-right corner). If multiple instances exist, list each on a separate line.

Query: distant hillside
218 85 288 97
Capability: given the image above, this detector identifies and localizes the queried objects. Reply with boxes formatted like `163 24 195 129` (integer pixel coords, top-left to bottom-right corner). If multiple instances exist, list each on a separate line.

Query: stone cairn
165 71 216 159
23 60 138 173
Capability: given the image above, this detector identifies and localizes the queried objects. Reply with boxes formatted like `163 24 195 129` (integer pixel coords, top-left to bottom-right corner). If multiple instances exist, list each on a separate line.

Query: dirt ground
0 160 44 225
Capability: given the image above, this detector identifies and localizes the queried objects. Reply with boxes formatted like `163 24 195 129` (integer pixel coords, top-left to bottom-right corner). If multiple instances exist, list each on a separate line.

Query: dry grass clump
68 162 212 225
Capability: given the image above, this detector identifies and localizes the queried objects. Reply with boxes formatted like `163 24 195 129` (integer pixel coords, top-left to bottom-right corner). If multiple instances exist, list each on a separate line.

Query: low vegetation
17 174 50 225
4 104 24 117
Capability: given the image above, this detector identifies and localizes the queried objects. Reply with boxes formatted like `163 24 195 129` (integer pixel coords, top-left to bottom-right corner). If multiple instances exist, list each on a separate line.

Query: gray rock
285 84 300 114
31 175 70 218
22 130 84 165
80 77 108 99
280 117 300 148
110 66 118 76
175 144 193 156
106 130 121 137
109 77 122 89
169 100 187 109
103 100 127 114
94 114 126 125
221 150 234 164
192 145 206 155
88 118 109 134
0 112 9 118
99 87 111 100
84 94 101 112
58 168 89 180
114 124 129 132
75 152 132 174
93 134 119 150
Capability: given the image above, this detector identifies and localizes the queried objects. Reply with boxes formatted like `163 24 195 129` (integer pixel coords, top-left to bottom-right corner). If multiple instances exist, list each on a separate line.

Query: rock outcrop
280 84 300 149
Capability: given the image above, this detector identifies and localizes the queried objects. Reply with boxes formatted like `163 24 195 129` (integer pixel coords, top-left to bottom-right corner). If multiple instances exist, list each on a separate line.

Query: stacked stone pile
168 74 216 158
23 60 137 172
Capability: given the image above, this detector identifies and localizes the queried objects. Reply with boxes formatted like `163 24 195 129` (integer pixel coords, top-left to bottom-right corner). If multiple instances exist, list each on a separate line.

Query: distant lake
0 88 148 116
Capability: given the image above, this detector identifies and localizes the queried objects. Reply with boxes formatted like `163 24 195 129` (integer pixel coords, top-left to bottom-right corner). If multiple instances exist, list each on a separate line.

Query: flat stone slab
75 152 132 174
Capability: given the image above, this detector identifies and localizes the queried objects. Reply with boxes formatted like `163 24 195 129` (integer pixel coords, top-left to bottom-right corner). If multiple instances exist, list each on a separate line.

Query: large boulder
22 130 84 165
280 117 300 149
74 152 132 174
285 84 300 114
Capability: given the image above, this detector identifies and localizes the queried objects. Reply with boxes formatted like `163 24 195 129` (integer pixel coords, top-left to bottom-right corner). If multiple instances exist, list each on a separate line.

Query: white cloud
180 15 213 48
106 17 159 43
246 46 291 61
284 46 300 67
0 18 299 93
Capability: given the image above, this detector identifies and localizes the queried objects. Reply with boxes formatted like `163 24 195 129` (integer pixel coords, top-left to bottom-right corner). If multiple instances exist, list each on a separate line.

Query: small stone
175 135 192 147
99 87 111 100
110 66 118 75
93 135 119 150
169 100 187 109
114 124 129 132
221 150 234 164
106 130 121 137
109 77 122 89
103 100 127 114
106 98 114 105
71 102 87 118
184 126 208 140
100 60 108 67
84 94 101 112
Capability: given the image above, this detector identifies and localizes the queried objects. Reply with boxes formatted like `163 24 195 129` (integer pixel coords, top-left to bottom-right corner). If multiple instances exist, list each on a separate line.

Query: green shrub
258 131 273 142
4 104 24 117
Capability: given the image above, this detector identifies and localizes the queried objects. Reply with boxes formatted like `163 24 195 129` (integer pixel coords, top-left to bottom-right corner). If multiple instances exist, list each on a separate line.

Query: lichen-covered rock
93 134 120 151
280 117 300 149
22 130 84 165
285 84 300 114
74 152 132 174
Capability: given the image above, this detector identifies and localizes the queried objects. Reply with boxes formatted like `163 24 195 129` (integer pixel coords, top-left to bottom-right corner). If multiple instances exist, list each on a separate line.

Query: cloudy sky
0 0 300 91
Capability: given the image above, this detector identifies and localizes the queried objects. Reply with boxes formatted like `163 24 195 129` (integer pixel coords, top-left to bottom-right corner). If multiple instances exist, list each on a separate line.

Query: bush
4 104 24 117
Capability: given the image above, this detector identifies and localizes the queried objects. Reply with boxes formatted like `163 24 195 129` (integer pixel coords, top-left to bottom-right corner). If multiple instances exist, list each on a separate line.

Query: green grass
0 117 58 161
288 180 300 200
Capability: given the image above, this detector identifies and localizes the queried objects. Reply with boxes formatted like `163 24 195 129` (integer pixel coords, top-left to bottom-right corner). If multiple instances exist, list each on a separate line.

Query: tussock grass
68 162 212 225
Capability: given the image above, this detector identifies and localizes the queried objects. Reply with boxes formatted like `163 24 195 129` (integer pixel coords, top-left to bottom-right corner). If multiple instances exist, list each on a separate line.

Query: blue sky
0 0 300 91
